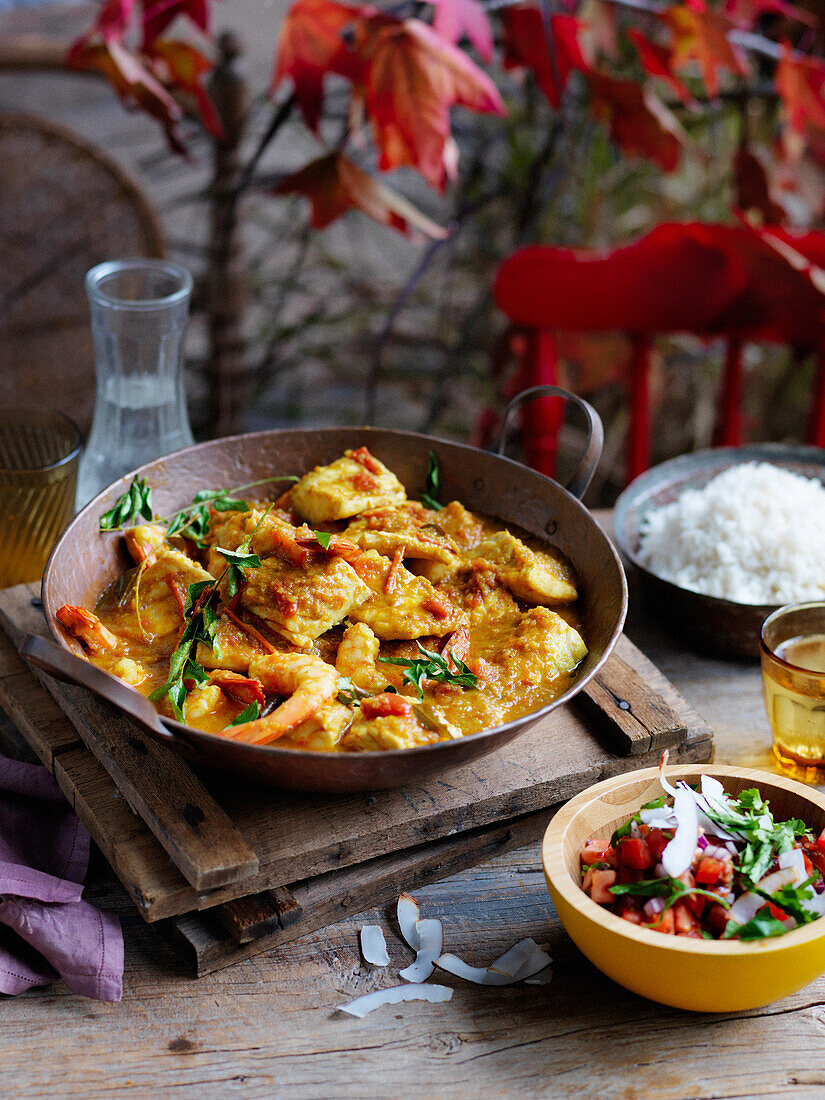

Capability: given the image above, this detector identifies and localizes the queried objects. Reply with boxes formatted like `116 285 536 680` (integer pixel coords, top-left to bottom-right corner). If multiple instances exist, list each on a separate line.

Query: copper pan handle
20 634 177 743
491 385 603 500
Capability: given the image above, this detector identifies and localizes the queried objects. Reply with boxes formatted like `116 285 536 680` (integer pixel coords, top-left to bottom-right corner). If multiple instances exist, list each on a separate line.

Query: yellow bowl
542 765 825 1012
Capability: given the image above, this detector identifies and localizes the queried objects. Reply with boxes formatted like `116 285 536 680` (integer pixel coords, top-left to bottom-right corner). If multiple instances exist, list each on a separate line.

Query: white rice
637 462 825 605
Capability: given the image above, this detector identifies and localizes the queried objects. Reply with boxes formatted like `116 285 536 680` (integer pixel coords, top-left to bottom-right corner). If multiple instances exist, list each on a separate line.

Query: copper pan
39 386 627 792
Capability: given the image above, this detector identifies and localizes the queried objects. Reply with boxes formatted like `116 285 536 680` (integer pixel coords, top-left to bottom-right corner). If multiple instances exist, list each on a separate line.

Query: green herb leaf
723 909 789 941
610 876 730 912
378 642 477 702
99 477 154 530
419 451 444 511
228 701 261 727
216 546 263 570
754 877 822 926
314 531 332 550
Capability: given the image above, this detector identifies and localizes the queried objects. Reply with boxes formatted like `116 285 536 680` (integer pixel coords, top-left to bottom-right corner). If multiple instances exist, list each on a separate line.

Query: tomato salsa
580 767 825 940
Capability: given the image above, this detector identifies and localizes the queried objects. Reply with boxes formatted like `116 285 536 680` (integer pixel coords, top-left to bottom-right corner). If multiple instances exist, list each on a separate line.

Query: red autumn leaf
142 0 211 46
588 72 685 172
577 0 620 67
67 38 187 154
146 39 224 138
662 2 750 98
274 151 450 238
626 29 693 105
429 0 493 62
775 43 825 157
724 0 816 30
501 8 590 109
356 17 505 190
271 0 369 131
734 147 785 224
87 0 136 42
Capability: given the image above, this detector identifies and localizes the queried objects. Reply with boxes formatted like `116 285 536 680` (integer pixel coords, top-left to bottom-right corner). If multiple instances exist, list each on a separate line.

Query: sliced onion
727 891 764 925
662 786 699 878
399 918 443 984
697 835 709 851
337 983 453 1018
725 841 739 854
778 848 807 883
360 924 390 967
758 867 798 894
700 775 727 805
643 897 665 919
397 893 422 951
639 809 677 829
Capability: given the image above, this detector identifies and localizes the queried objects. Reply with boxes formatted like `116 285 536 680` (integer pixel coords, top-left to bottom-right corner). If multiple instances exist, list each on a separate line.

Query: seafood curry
56 447 587 752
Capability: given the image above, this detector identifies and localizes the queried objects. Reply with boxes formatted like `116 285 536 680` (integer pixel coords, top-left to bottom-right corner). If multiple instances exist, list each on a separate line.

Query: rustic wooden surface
0 584 710 930
1 513 824 1098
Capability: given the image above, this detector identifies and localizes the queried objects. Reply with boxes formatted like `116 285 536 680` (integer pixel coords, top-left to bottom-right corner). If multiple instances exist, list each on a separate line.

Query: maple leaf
724 0 816 30
356 16 505 190
67 38 187 154
734 146 785 224
146 39 224 138
142 0 211 46
429 0 493 62
626 28 693 105
85 0 137 42
775 44 825 159
577 0 619 67
271 0 369 130
662 2 749 99
274 151 450 238
588 72 686 171
501 8 590 109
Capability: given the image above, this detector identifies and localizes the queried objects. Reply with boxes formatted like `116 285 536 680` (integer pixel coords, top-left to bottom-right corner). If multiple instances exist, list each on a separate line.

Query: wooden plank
0 665 82 767
167 807 550 975
213 891 288 944
577 652 687 756
0 586 260 893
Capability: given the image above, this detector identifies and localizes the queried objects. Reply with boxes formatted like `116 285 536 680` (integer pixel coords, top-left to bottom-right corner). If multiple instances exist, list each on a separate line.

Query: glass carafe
77 259 195 507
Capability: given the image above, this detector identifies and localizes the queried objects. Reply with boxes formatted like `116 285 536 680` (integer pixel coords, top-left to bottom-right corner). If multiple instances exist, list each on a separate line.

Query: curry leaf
378 642 476 702
419 451 444 511
99 477 154 530
228 701 261 727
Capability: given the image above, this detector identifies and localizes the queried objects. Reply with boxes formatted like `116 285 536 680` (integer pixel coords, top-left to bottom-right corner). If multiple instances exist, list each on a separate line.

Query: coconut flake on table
397 893 422 950
399 918 443 983
636 462 825 605
360 925 390 967
435 938 552 986
337 983 453 1018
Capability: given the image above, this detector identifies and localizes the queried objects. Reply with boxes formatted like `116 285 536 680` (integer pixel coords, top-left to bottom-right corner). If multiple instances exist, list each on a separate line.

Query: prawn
221 653 339 744
208 669 266 708
124 524 166 565
335 622 386 692
56 606 119 654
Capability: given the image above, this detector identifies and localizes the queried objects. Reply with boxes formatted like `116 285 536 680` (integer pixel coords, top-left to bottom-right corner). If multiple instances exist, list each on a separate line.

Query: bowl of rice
613 444 825 658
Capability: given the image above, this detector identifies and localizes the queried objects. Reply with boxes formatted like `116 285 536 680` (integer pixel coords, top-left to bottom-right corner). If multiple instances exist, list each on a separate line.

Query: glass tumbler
0 408 81 587
761 601 825 781
77 259 195 507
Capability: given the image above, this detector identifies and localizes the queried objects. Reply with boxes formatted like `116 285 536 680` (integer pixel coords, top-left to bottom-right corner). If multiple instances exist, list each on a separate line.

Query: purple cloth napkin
0 755 123 1001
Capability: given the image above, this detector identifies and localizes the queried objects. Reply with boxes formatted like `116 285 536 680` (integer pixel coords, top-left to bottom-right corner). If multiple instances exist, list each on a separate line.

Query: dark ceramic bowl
614 444 825 660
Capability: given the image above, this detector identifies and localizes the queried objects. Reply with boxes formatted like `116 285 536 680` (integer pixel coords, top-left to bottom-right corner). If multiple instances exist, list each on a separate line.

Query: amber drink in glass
761 602 825 781
0 409 81 587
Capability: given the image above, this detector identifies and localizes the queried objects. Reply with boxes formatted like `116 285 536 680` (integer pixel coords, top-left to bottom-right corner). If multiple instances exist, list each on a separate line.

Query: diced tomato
816 828 825 854
646 828 670 860
803 842 825 875
695 857 724 885
686 892 706 918
581 866 595 894
637 823 650 837
620 906 644 925
647 908 675 934
705 903 730 937
673 901 698 935
803 851 814 876
617 865 644 884
581 840 611 865
590 869 617 905
767 901 787 922
618 837 653 870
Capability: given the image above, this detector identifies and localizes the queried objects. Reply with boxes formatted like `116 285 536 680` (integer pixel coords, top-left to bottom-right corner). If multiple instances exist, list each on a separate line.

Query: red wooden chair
492 222 825 483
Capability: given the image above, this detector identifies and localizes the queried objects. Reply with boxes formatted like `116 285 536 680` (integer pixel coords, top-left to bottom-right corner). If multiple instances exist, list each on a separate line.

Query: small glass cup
761 601 825 782
0 409 81 588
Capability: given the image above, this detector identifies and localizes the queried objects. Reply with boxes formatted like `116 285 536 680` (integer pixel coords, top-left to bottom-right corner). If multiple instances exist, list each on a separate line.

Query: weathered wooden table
1 515 823 1099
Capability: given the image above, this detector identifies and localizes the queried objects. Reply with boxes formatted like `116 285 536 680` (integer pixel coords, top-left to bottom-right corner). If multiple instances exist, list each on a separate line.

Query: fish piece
184 684 224 722
110 656 151 687
348 550 466 640
290 447 406 524
196 612 281 673
221 653 340 745
429 500 496 551
473 530 578 605
444 560 521 627
492 607 587 685
124 524 167 565
278 700 353 751
125 545 213 641
341 711 436 751
242 554 371 649
343 506 461 567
